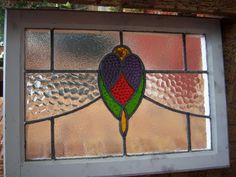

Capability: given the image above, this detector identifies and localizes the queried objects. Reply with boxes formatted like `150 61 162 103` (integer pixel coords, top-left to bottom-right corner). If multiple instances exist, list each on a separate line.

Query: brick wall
0 98 3 177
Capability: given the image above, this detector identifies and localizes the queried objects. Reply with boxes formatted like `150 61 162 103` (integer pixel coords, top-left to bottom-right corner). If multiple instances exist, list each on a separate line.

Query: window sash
4 9 229 177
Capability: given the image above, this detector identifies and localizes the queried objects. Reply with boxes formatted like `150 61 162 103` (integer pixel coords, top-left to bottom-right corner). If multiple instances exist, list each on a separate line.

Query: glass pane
25 29 51 70
123 32 184 70
145 73 209 115
54 30 120 70
127 99 187 154
24 29 211 160
186 35 207 70
25 73 100 121
55 99 123 158
25 121 51 160
190 117 211 150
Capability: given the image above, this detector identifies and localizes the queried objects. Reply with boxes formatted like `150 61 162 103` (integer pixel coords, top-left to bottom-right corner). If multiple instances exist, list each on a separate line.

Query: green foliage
60 2 72 9
98 75 122 120
125 75 145 119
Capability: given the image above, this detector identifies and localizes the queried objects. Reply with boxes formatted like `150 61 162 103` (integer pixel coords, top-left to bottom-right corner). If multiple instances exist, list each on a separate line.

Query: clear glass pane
54 30 120 70
123 32 184 70
25 73 100 121
55 99 123 158
25 29 51 70
25 121 51 160
145 73 209 115
186 35 207 70
190 117 211 150
127 99 187 154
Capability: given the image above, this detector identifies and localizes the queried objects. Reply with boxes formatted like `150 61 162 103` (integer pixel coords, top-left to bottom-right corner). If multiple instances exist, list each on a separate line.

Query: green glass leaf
98 75 122 120
125 74 145 119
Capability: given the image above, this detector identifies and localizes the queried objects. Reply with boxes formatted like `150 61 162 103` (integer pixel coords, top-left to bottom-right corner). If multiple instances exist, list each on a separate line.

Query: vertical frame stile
23 27 26 161
4 10 22 177
23 27 28 162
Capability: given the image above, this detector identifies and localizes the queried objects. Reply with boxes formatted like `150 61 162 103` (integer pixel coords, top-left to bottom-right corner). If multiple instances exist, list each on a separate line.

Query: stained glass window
25 29 211 160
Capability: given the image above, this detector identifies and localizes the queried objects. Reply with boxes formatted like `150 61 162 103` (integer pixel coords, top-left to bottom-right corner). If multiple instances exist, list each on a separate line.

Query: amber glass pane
25 73 100 121
145 73 209 115
25 121 51 160
25 29 50 70
186 35 207 70
55 99 122 158
127 99 187 154
191 117 211 150
54 30 120 70
123 32 184 70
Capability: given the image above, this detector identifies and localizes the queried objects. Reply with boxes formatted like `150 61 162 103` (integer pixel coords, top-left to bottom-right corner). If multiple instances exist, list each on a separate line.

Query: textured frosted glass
123 32 184 70
55 99 122 158
186 35 207 70
54 30 120 70
127 99 187 154
26 73 100 120
25 121 51 160
145 73 209 115
25 29 50 70
191 117 211 150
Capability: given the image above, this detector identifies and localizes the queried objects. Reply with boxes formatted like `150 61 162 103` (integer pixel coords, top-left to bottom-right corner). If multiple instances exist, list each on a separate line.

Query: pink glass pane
191 117 211 150
127 99 187 154
145 73 209 115
186 35 207 70
25 121 51 160
55 99 123 158
25 29 51 70
123 32 184 70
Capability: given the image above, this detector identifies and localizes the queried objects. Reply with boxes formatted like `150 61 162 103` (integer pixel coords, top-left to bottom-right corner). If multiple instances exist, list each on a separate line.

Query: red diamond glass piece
111 73 134 105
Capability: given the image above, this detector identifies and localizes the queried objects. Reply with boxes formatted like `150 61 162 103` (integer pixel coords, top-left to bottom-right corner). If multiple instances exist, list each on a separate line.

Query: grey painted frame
4 9 229 177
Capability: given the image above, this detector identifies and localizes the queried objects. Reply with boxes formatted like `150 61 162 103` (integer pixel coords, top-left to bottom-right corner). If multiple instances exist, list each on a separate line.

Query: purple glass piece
122 54 144 90
99 54 121 89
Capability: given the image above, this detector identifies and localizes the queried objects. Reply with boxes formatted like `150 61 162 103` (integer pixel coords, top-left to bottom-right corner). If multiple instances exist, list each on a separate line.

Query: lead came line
25 96 102 125
50 29 54 71
120 31 123 45
51 118 56 160
145 70 208 74
25 69 99 73
144 95 211 118
24 95 210 126
25 70 208 74
182 33 188 71
186 113 192 151
123 136 127 156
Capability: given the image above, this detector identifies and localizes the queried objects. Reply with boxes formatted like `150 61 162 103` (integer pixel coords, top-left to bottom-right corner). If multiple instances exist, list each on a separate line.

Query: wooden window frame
4 9 229 177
